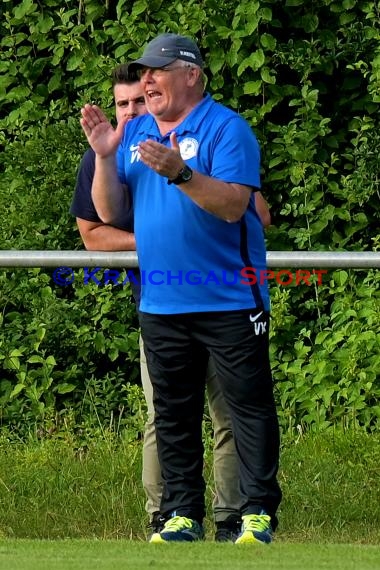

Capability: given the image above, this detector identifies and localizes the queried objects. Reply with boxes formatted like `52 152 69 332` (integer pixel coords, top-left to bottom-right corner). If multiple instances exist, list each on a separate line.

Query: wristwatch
167 165 193 185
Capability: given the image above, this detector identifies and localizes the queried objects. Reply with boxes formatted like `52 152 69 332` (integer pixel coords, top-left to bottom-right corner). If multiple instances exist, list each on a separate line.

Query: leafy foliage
0 121 140 432
0 0 379 435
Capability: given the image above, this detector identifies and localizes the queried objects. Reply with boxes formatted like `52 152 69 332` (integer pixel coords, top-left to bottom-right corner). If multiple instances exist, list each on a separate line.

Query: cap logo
179 50 196 60
132 34 203 69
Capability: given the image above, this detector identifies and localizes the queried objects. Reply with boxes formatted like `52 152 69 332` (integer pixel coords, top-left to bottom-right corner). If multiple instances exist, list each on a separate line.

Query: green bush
0 117 141 435
270 268 380 433
0 267 140 434
0 0 379 435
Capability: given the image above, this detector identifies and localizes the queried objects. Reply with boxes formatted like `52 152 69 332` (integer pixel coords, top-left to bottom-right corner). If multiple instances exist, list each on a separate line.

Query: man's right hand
80 104 126 158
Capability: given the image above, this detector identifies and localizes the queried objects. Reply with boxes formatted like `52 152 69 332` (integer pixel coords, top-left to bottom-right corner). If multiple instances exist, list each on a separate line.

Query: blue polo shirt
117 93 270 314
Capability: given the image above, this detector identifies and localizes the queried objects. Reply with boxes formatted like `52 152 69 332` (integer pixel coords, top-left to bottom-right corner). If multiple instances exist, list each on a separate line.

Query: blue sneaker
235 513 273 544
149 516 204 543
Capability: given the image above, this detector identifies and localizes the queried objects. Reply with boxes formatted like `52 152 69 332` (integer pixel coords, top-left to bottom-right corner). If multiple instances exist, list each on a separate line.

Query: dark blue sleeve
70 148 100 222
70 147 135 231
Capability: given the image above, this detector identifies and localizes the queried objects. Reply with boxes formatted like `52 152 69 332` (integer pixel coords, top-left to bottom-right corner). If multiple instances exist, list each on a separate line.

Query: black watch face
169 165 193 185
182 166 192 181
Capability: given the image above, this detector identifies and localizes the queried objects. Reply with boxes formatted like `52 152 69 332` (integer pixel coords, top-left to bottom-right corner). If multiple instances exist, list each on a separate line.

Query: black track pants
139 308 282 528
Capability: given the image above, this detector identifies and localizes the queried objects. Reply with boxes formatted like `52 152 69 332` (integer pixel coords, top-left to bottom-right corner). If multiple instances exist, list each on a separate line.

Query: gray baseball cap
129 33 204 69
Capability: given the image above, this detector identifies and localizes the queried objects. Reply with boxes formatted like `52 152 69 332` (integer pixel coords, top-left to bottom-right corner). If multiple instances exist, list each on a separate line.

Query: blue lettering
148 270 164 285
103 269 122 285
203 271 221 285
185 270 202 285
83 267 102 285
222 270 239 285
122 270 141 286
167 271 183 285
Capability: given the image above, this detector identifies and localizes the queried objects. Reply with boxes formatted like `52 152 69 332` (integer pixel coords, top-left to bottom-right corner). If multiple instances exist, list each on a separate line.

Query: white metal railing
0 250 379 268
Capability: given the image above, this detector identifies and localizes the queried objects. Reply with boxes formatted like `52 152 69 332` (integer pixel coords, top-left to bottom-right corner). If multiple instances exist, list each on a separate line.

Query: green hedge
0 0 379 435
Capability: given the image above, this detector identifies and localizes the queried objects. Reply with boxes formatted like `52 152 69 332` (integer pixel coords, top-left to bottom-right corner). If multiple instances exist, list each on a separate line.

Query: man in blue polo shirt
81 33 282 545
72 63 263 542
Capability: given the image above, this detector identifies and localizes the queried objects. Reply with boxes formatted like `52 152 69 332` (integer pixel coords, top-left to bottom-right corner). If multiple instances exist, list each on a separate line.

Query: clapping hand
80 104 126 158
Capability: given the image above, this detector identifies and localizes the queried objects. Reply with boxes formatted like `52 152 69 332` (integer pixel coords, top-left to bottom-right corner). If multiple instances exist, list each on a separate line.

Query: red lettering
240 266 257 285
312 269 328 285
259 270 275 285
276 270 293 286
295 269 311 286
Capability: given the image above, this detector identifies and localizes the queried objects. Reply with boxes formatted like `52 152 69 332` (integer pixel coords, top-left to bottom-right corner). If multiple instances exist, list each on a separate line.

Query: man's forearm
137 137 252 222
92 154 127 224
77 220 136 252
176 171 252 223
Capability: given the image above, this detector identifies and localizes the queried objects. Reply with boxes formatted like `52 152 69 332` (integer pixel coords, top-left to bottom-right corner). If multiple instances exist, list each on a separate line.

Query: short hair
175 59 205 88
111 63 139 87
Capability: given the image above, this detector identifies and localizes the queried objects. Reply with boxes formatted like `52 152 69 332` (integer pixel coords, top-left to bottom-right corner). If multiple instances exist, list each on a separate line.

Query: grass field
1 429 379 542
1 541 380 570
0 429 379 569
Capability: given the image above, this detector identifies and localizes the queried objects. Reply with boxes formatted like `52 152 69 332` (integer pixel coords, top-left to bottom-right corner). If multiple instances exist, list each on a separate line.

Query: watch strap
167 165 193 185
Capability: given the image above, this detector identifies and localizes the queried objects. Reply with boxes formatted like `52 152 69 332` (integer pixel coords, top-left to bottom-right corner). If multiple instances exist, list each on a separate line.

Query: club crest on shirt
179 137 199 160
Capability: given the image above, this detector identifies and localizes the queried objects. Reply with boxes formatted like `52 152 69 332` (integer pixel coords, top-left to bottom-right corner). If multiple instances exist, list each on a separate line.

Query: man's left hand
138 132 185 180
